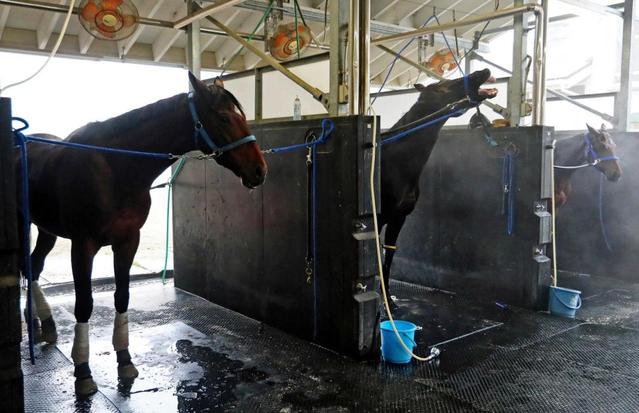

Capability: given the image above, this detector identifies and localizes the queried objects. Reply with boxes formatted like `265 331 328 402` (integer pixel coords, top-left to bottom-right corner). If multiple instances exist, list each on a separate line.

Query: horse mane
66 88 245 144
67 94 185 143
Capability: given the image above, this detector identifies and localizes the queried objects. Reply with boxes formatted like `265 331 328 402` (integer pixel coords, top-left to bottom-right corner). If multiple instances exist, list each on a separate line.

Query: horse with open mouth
379 68 498 304
16 72 267 396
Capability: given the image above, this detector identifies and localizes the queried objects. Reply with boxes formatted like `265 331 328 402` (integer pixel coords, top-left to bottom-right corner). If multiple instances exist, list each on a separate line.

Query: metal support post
358 0 370 114
348 0 360 115
509 0 528 126
186 0 201 79
255 68 263 121
329 0 350 116
615 0 638 131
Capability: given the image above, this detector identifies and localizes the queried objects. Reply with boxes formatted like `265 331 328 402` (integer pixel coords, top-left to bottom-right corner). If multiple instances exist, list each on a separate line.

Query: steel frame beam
615 0 638 131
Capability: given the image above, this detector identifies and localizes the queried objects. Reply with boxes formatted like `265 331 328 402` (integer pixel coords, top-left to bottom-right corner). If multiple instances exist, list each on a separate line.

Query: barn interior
1 0 639 412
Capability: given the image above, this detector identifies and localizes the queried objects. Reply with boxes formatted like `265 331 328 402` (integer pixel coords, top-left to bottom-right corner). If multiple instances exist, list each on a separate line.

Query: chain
305 258 313 284
169 152 220 161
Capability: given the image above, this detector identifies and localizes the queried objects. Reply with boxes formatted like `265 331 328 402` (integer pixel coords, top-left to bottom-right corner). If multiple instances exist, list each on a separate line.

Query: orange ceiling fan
78 0 139 41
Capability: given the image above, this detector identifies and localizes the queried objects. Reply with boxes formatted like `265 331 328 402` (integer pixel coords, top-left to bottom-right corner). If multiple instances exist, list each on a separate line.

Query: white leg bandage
112 312 129 352
71 322 90 365
32 280 52 320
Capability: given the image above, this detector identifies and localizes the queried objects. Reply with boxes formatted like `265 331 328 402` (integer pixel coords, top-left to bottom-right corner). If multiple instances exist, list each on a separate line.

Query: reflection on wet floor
23 277 639 412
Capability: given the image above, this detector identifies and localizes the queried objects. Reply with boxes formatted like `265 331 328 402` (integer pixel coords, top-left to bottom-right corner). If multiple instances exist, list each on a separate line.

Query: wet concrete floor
22 274 639 412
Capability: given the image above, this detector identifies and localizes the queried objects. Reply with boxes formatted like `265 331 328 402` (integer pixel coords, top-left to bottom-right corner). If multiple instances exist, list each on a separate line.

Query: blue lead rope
262 119 335 154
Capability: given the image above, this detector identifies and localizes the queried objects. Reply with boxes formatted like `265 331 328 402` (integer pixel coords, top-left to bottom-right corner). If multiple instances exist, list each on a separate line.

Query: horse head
188 72 267 189
586 123 621 182
413 68 498 112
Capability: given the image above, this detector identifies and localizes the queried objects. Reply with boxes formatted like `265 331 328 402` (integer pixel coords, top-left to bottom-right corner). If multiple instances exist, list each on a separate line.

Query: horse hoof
40 317 58 344
118 363 139 379
75 377 98 397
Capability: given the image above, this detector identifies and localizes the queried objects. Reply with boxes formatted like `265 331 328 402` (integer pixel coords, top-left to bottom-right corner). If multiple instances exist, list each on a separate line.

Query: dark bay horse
554 124 621 207
379 69 498 299
17 72 267 396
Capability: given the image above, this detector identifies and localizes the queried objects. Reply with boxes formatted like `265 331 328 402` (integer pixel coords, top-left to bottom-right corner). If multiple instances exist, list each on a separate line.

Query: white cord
368 109 431 361
0 0 77 96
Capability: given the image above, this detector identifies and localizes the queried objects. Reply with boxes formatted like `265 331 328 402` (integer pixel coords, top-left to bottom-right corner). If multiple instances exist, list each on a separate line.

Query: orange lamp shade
81 1 99 22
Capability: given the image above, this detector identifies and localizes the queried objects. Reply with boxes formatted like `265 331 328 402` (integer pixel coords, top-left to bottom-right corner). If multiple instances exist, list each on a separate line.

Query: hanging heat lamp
268 22 311 61
78 0 139 41
424 48 460 76
265 0 312 61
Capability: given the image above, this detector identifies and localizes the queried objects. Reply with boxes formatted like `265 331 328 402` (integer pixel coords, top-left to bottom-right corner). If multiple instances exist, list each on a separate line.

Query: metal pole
348 0 360 115
531 4 546 125
254 68 263 121
329 0 350 116
615 0 638 131
358 0 370 114
509 0 527 126
205 15 328 107
186 0 201 79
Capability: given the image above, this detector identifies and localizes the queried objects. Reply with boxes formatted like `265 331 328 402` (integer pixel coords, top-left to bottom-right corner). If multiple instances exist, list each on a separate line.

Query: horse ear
188 71 210 97
586 124 598 135
414 83 426 91
213 77 225 89
600 123 607 131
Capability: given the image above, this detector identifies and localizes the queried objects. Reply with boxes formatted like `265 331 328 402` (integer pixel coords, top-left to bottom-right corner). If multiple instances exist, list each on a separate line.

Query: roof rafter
119 0 166 57
36 0 64 50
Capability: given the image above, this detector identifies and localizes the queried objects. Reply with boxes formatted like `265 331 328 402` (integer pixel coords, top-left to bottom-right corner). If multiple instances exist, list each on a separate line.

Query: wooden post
0 97 23 412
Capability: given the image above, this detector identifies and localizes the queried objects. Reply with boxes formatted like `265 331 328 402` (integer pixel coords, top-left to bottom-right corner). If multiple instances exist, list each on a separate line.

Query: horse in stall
379 68 498 303
16 72 267 396
554 124 621 207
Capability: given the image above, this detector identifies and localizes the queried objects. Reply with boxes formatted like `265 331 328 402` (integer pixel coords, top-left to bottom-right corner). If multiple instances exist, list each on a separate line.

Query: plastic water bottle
293 96 301 120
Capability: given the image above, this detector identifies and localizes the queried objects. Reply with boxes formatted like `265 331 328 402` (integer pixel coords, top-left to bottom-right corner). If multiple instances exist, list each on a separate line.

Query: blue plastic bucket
548 286 582 318
380 320 417 364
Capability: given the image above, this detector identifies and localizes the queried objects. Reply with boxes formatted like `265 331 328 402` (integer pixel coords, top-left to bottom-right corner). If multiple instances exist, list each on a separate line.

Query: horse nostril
256 166 266 179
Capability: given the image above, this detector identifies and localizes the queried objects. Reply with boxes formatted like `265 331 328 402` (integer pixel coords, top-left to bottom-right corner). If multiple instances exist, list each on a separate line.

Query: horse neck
384 102 446 174
80 94 198 189
555 134 587 182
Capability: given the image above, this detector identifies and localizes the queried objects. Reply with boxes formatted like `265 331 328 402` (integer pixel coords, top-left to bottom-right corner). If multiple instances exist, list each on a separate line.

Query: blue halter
463 74 479 106
187 91 256 157
584 132 619 165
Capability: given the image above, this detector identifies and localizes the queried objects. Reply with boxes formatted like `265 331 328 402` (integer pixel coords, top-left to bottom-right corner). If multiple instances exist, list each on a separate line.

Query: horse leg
30 229 58 343
111 232 140 380
382 214 407 301
70 238 99 397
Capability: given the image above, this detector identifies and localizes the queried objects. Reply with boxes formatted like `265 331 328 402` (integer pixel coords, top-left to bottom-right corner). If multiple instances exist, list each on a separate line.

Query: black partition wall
173 116 380 357
393 127 554 309
0 98 24 411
